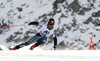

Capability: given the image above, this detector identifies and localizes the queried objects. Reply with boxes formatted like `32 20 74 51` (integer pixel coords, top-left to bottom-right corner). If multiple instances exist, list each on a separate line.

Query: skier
10 18 57 50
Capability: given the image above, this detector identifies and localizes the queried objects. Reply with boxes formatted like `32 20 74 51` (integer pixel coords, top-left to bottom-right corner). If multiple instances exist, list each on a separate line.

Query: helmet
47 18 55 30
48 18 55 25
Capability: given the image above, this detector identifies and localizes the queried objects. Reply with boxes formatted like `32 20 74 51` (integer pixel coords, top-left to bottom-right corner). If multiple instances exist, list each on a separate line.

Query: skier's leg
10 42 30 50
30 42 42 50
10 43 25 50
30 37 47 50
26 34 42 44
10 35 42 50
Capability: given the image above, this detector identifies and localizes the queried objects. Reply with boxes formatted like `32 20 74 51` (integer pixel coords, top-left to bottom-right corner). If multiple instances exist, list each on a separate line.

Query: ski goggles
49 23 54 26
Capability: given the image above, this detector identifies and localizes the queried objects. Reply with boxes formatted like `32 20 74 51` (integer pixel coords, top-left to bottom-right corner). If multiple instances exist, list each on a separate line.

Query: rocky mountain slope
0 0 100 50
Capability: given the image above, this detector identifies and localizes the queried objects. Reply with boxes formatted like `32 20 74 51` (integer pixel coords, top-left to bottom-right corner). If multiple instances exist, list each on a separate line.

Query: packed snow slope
0 51 100 61
0 45 100 61
0 0 100 50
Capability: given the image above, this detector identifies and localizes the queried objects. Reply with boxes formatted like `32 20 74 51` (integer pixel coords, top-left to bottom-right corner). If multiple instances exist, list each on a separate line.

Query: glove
53 46 57 50
0 24 3 28
0 26 4 28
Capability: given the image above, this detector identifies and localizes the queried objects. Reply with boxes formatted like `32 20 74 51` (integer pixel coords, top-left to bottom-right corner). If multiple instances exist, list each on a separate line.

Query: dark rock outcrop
68 0 81 13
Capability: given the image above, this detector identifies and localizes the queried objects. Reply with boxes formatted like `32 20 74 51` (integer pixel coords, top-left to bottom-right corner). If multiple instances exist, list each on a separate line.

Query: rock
57 41 67 50
14 31 22 35
87 0 96 3
60 13 68 18
72 18 77 27
7 0 12 2
6 35 13 42
56 28 65 36
0 30 3 34
83 17 93 24
53 0 66 9
92 10 100 17
16 7 23 12
78 47 83 50
92 19 100 26
78 10 85 15
80 29 86 33
68 0 81 13
0 47 2 50
52 0 66 15
98 10 100 16
83 7 91 12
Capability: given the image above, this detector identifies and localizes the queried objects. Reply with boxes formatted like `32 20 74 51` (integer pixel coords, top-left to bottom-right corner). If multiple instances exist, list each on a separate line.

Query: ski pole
1 24 29 28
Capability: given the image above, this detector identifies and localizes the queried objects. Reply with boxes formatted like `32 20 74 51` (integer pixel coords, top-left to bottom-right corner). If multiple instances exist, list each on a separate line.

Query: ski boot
9 47 17 50
30 44 36 50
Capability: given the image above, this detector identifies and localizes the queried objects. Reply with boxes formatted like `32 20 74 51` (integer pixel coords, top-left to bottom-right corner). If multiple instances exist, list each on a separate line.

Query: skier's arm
29 22 45 26
29 22 39 25
53 37 57 47
53 30 57 50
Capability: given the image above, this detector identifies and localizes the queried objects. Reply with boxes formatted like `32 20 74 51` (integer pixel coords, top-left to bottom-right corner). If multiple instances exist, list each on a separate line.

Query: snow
0 49 100 61
1 44 100 61
0 44 99 61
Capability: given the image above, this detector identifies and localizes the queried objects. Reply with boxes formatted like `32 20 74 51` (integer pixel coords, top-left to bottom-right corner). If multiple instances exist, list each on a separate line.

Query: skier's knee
25 42 30 46
43 40 46 43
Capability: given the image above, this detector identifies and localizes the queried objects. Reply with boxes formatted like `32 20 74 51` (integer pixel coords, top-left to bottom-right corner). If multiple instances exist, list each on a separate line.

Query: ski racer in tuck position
10 18 57 50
